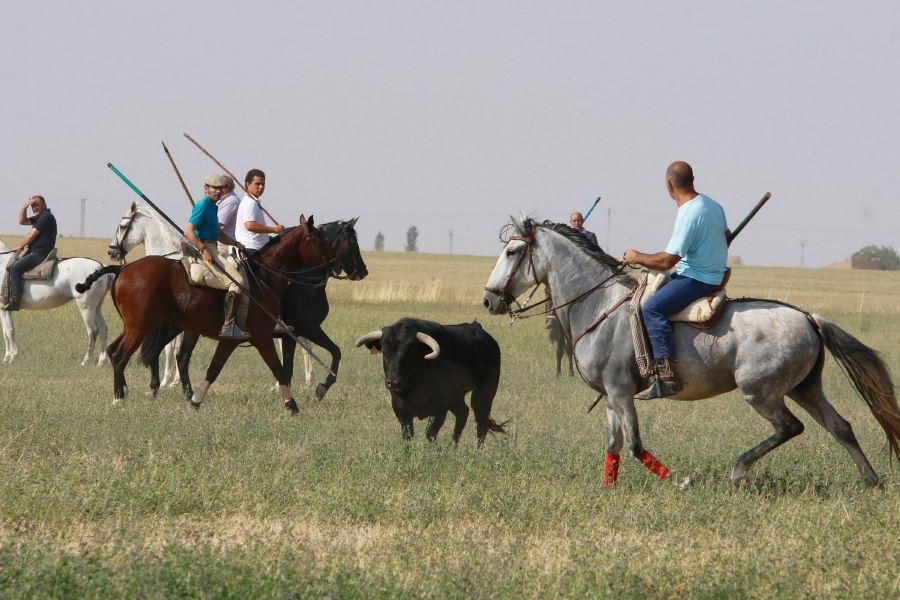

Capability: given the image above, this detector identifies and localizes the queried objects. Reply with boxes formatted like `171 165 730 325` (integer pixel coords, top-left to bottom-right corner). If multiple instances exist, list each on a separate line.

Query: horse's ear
510 214 524 235
348 216 359 228
130 201 137 213
307 215 315 229
299 214 307 226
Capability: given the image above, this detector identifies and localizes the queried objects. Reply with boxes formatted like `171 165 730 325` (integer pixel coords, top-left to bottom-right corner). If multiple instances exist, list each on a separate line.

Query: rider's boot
0 293 21 312
219 291 251 341
635 358 682 400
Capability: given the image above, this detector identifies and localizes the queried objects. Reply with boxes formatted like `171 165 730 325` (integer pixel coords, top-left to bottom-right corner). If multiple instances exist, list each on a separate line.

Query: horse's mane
527 219 636 286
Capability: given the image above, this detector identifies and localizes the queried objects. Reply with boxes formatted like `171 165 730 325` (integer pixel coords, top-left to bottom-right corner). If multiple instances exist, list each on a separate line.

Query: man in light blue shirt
623 161 730 399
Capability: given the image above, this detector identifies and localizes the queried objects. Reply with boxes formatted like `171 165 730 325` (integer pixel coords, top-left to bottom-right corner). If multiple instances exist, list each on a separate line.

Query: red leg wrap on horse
638 450 670 479
603 453 620 485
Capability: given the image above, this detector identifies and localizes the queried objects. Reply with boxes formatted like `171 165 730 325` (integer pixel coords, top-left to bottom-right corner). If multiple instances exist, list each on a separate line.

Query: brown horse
76 216 334 413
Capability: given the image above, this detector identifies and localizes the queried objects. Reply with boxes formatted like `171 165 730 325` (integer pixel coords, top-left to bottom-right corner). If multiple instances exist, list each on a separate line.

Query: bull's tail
76 265 121 294
486 418 510 436
814 315 900 460
139 323 182 367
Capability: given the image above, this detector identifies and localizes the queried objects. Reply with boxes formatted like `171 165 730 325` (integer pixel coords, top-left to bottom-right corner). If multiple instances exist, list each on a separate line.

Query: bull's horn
355 330 382 347
416 332 440 360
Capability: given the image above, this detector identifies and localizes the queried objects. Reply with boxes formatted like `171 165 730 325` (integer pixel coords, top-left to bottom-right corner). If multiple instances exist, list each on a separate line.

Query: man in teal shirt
183 175 250 340
623 161 730 399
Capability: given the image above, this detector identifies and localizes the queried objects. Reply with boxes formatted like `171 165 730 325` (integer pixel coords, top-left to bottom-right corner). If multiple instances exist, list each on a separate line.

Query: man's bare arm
244 220 285 235
622 249 681 271
13 228 39 252
17 200 31 226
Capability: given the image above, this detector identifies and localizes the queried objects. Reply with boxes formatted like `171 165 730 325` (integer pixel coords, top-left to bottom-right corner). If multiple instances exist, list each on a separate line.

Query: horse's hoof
146 389 159 399
112 398 124 406
284 398 300 415
190 400 202 410
315 383 328 401
678 477 693 491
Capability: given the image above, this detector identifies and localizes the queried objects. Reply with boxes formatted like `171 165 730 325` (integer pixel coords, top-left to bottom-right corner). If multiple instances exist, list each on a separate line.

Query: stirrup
635 376 682 400
0 296 21 312
219 321 251 341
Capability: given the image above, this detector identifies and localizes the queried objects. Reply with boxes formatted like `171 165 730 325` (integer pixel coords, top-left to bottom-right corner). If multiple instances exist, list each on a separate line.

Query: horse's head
295 214 336 270
107 202 140 262
321 217 368 281
483 216 541 315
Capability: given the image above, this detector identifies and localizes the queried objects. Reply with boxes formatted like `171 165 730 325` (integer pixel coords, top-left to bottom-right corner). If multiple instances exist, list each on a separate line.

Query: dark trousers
642 274 718 360
7 251 48 297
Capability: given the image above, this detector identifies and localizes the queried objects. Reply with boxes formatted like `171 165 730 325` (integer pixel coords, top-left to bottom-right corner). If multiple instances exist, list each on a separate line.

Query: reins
488 222 638 350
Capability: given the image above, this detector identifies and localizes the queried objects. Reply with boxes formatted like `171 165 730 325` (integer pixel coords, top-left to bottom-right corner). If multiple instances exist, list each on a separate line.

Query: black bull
356 318 508 446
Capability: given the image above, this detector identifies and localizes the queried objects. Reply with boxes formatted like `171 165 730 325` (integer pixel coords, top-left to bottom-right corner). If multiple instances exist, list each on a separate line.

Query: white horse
106 202 185 387
483 218 900 487
0 239 111 365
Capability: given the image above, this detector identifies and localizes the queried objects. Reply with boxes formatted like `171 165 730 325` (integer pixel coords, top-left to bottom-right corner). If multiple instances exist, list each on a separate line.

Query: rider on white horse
1 196 58 312
623 161 730 400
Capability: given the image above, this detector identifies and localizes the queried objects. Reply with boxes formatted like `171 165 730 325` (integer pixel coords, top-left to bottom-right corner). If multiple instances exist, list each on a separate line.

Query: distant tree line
373 226 420 252
852 245 900 270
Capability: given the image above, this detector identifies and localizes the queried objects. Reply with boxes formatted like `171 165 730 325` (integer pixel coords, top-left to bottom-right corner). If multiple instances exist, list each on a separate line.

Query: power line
79 198 86 238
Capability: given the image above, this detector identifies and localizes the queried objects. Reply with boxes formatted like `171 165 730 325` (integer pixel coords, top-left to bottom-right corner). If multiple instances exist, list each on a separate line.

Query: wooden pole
162 142 195 206
182 133 281 225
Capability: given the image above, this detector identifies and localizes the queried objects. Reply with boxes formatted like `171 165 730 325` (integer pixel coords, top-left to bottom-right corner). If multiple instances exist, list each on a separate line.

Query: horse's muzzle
482 290 509 315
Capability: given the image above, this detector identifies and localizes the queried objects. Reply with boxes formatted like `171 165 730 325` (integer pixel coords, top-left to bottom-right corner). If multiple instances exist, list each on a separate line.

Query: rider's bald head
666 161 695 191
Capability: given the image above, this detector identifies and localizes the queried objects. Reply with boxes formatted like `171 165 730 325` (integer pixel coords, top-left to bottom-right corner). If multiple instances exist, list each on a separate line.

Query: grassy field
1 237 899 598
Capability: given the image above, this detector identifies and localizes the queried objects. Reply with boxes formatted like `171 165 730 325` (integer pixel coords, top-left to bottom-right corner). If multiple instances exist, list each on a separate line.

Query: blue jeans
642 274 718 360
7 251 48 297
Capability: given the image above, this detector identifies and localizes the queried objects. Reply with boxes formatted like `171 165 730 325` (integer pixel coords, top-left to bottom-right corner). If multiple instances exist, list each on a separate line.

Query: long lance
727 192 771 246
182 133 281 226
583 196 601 222
162 141 194 206
106 162 335 377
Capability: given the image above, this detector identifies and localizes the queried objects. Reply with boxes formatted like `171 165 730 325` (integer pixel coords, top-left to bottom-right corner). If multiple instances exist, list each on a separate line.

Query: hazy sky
2 2 898 267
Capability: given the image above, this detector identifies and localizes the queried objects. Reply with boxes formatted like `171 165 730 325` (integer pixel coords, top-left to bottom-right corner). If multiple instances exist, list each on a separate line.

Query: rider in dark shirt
2 196 57 311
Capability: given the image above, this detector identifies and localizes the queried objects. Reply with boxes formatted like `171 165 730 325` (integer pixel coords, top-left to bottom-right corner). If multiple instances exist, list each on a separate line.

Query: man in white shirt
235 169 285 251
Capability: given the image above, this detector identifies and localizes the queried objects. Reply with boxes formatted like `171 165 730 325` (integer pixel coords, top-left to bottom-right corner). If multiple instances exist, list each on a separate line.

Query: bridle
108 207 138 263
483 224 538 313
485 222 638 349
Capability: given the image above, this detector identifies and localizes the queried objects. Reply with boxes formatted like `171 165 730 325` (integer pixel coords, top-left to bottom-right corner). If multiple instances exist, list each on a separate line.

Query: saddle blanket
22 249 59 280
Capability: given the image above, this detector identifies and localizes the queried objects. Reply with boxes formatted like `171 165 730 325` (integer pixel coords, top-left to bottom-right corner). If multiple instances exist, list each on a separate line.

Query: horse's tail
814 314 900 460
139 323 182 367
76 265 121 294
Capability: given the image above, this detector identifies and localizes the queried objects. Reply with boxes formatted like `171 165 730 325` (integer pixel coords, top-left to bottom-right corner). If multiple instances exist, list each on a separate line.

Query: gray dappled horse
483 218 900 487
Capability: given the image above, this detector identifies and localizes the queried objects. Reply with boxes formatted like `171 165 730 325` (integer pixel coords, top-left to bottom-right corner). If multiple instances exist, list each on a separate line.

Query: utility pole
79 198 86 238
448 230 454 255
799 240 806 268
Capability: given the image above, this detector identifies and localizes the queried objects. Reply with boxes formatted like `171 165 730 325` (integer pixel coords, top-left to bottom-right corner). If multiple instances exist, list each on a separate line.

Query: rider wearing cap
183 175 250 340
623 161 729 399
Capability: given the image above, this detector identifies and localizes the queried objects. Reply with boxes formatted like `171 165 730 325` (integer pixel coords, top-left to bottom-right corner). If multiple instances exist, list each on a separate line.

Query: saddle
22 249 59 280
180 243 250 326
628 269 730 378
640 268 730 327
